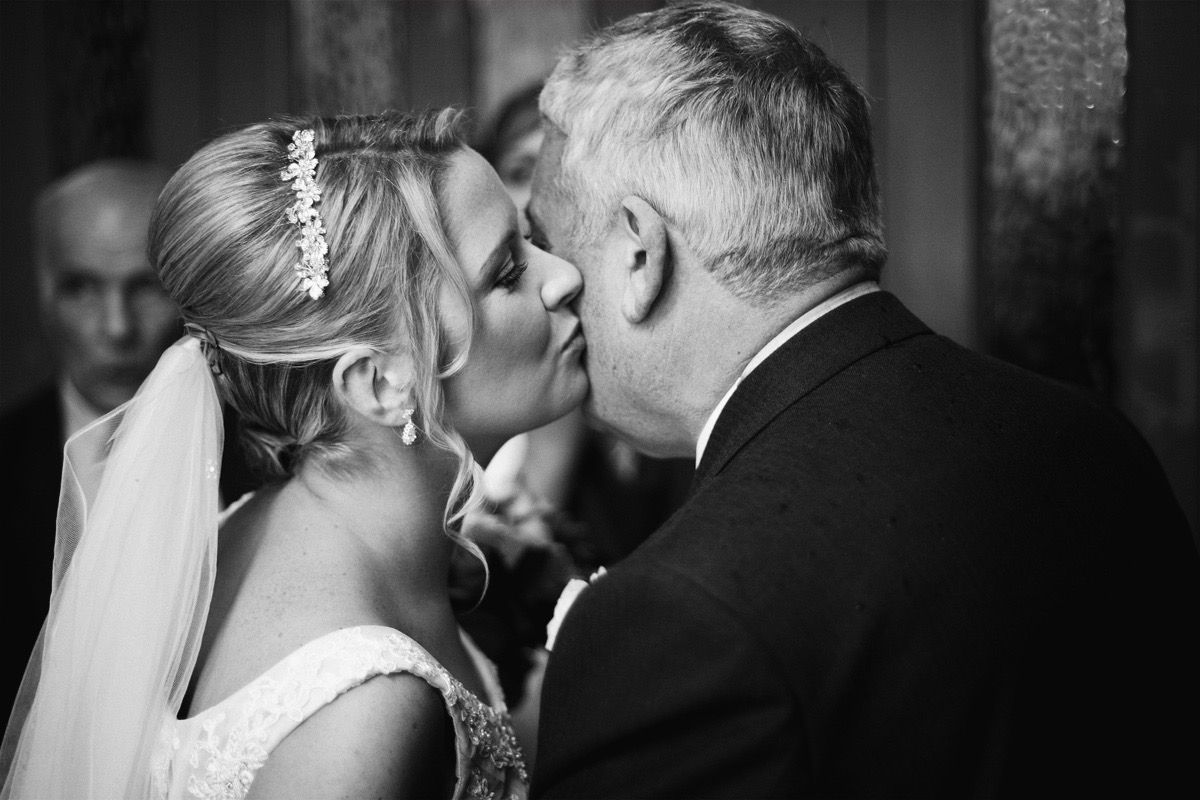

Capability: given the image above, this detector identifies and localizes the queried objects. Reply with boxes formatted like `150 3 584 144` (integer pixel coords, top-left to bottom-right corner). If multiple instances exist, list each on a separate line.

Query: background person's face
495 128 543 215
40 192 180 413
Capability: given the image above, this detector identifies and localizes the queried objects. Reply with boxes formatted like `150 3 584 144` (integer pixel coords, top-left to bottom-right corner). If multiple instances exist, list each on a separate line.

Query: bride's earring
401 408 418 446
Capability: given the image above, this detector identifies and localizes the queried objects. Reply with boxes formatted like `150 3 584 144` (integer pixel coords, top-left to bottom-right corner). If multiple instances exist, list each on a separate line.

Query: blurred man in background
33 160 181 422
0 159 254 719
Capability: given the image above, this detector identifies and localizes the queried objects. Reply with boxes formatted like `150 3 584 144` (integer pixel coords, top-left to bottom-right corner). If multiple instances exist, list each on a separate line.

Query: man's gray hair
539 0 886 303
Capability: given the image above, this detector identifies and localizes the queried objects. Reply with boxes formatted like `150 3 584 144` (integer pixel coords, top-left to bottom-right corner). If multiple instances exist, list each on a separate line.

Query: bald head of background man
34 158 178 419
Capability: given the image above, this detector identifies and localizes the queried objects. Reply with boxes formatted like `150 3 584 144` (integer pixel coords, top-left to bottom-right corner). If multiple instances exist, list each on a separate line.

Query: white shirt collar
694 281 880 467
60 377 106 442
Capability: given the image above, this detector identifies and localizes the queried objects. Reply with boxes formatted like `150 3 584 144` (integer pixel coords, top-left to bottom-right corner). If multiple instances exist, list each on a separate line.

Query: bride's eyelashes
494 257 529 291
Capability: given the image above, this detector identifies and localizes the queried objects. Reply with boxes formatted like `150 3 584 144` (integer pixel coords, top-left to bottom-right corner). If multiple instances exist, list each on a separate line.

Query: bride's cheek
515 301 552 359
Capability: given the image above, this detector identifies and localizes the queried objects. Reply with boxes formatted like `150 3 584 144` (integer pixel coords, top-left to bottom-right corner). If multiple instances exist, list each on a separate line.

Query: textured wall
980 0 1126 395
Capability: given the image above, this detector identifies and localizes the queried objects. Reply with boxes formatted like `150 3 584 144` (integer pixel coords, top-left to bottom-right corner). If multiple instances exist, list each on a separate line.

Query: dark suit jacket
533 292 1200 798
0 383 260 720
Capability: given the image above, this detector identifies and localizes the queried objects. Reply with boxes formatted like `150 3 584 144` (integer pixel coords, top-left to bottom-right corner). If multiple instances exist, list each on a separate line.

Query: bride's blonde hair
150 108 485 541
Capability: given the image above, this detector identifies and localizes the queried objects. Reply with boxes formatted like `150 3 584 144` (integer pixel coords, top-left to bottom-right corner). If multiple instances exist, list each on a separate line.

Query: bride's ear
332 348 415 426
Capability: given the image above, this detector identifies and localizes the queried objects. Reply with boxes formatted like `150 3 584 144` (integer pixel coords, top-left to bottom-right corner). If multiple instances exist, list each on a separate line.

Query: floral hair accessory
280 129 330 299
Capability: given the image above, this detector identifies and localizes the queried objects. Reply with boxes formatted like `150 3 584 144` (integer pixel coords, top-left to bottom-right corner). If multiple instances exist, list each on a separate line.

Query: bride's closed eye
494 255 528 291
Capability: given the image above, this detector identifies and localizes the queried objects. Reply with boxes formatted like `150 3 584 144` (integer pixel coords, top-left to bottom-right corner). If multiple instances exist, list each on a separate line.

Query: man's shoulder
621 327 1190 629
699 290 1131 482
744 314 1145 470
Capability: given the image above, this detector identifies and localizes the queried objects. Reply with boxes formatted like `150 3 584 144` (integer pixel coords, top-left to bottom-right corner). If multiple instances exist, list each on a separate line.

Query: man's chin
581 399 645 453
581 399 694 461
580 394 614 433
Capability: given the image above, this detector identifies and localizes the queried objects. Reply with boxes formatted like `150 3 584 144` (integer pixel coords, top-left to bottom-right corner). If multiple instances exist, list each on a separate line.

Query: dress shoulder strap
238 625 460 751
156 626 528 800
156 627 452 799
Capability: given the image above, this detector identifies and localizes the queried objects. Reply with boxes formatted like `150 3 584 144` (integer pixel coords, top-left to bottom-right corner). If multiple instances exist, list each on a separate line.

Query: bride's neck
281 445 462 595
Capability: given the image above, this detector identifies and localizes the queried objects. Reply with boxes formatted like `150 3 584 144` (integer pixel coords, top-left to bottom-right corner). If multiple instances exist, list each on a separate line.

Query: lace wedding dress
151 625 528 800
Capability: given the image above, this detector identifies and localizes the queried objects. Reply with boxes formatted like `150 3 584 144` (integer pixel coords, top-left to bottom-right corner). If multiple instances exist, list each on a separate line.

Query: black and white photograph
1 1 1197 798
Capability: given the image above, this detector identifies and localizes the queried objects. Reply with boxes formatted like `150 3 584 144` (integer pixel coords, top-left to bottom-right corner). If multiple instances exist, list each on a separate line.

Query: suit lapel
694 291 930 484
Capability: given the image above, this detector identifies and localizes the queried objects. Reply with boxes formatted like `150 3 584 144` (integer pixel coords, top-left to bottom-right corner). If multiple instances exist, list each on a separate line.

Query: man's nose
100 289 135 341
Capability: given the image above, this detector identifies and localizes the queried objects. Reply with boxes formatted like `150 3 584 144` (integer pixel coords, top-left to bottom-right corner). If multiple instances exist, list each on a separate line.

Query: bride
1 108 586 799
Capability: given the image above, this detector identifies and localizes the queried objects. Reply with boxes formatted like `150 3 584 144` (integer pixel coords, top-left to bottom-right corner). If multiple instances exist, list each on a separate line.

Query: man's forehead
530 129 566 190
526 186 575 253
47 233 154 280
528 136 569 225
525 183 554 240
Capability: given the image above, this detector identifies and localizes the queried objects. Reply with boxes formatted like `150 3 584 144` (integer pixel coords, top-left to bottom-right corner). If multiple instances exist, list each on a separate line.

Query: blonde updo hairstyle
149 109 484 540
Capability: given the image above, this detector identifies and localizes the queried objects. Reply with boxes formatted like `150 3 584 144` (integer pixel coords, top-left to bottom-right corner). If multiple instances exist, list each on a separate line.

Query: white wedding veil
1 336 223 799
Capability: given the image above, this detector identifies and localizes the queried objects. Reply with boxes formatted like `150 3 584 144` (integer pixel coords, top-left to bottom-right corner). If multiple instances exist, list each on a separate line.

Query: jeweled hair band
280 129 330 299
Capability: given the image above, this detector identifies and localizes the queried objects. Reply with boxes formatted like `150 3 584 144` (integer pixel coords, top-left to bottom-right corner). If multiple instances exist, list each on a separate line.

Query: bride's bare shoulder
246 669 455 799
191 486 390 712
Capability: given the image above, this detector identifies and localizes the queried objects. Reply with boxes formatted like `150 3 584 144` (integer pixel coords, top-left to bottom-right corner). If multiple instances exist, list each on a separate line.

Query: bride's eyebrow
477 227 519 287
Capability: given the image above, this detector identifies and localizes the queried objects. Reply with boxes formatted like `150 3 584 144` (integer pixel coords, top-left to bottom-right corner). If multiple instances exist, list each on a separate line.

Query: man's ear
617 195 670 323
332 348 415 426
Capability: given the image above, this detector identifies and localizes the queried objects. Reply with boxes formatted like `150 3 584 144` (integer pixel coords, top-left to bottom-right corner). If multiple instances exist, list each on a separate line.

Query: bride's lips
560 322 585 355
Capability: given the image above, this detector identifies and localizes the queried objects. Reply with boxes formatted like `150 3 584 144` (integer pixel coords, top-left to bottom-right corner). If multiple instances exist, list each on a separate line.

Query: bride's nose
540 253 582 311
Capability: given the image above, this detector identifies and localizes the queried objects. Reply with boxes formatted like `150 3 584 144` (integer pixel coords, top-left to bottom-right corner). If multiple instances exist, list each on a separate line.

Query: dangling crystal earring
401 408 418 446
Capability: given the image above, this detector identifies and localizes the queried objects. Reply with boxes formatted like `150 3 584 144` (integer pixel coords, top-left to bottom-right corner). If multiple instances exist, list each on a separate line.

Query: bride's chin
457 377 590 461
540 381 588 427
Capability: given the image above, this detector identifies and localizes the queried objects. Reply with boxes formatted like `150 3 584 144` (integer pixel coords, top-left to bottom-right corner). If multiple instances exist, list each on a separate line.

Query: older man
1 159 256 719
527 2 1199 797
